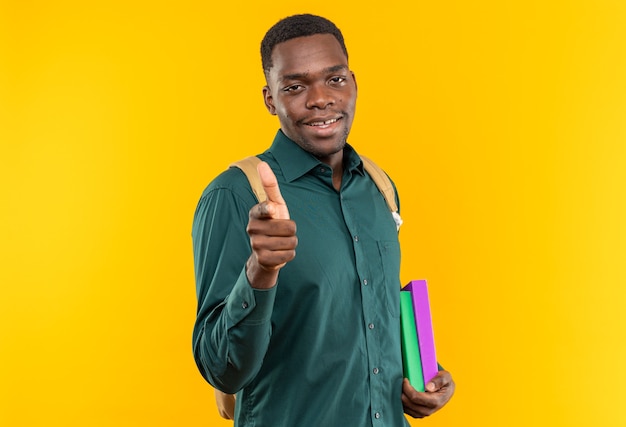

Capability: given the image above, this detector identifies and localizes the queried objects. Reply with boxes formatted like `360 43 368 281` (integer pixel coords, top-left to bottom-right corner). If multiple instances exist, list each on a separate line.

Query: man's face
263 33 357 161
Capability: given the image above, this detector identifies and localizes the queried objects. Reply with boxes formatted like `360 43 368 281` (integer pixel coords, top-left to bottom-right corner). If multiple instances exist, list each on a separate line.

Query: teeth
308 118 338 126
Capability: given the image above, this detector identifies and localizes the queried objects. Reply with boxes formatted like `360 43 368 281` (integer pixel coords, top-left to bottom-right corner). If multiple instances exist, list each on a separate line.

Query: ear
351 70 358 92
263 85 277 115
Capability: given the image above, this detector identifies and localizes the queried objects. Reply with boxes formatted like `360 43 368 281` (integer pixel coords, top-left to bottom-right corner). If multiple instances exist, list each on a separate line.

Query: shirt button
354 235 359 242
374 412 381 419
373 367 379 375
363 279 368 286
242 301 249 309
368 323 375 330
319 167 326 173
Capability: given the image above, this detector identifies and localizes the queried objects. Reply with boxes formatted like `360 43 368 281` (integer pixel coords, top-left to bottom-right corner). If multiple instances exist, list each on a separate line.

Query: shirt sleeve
191 183 277 394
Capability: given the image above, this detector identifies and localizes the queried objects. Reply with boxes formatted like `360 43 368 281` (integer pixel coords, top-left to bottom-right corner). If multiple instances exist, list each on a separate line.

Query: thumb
425 371 450 392
257 161 290 219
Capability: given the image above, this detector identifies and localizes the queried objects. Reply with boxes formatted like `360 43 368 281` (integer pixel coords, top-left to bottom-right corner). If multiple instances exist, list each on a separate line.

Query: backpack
230 155 402 229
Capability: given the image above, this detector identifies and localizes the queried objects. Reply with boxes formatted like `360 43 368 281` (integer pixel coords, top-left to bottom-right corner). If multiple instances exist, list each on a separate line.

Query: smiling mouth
305 117 341 127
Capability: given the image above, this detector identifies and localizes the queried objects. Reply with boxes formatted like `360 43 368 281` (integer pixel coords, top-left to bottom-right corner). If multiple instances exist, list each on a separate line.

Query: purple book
402 280 438 384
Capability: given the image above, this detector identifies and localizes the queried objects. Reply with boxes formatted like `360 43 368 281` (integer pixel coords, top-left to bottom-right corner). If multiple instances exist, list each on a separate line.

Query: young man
192 14 454 426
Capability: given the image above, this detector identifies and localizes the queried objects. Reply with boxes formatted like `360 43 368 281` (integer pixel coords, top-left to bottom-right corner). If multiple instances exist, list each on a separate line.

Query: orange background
1 1 625 426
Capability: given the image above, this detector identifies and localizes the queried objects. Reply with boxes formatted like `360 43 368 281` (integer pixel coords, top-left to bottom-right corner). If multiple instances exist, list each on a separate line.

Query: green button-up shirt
192 130 407 426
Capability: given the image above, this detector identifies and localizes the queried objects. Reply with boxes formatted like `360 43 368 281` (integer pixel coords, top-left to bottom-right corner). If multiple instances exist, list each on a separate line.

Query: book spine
400 290 424 391
405 280 439 384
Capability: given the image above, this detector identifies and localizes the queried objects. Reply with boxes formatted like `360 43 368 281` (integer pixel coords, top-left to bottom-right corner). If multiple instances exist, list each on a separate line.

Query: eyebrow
279 64 348 82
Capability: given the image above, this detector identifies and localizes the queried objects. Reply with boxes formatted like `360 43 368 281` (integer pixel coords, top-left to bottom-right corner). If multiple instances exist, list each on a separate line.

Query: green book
400 291 425 391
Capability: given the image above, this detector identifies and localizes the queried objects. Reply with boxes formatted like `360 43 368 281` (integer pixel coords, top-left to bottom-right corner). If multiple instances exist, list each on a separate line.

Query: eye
283 84 303 93
329 76 346 85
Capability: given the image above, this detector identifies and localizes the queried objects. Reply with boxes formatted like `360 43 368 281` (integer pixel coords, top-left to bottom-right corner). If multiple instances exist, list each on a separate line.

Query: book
403 280 438 385
400 290 424 391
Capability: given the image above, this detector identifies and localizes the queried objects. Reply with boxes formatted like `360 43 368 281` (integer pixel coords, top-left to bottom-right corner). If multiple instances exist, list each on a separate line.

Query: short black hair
261 14 348 77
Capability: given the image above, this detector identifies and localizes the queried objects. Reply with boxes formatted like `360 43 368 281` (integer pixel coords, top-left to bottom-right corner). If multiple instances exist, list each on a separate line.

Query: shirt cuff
226 267 277 326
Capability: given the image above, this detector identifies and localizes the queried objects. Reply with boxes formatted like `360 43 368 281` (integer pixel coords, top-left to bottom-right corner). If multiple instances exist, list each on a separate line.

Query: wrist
246 256 279 289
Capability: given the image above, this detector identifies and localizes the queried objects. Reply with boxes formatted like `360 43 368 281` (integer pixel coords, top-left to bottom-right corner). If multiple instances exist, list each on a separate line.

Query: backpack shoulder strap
229 156 266 202
229 155 399 215
360 155 398 213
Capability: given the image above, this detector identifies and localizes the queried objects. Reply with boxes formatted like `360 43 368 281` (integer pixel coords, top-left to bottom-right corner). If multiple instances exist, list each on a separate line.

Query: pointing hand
246 162 297 288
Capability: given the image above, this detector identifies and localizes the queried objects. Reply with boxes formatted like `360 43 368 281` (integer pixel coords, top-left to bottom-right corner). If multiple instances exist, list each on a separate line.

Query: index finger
257 161 289 219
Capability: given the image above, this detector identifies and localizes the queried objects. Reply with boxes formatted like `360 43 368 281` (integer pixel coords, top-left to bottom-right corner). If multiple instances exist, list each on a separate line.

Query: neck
319 152 344 191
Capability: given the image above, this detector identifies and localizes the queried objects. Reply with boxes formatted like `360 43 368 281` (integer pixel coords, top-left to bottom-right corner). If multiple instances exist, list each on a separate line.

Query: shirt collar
268 130 365 183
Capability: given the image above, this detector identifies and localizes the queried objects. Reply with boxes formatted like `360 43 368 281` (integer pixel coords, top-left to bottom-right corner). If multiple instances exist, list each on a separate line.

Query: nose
305 83 334 109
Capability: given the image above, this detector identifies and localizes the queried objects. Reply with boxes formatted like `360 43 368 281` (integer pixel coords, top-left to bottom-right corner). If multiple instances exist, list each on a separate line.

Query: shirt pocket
377 240 401 317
